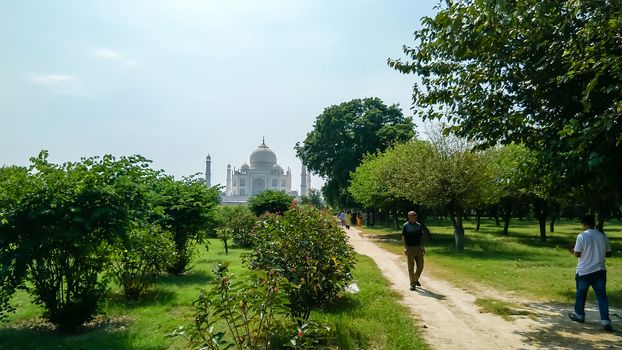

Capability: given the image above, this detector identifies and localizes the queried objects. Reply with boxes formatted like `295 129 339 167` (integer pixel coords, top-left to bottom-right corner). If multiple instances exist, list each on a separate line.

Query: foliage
108 224 175 300
1 239 429 350
349 152 404 210
216 205 258 248
295 97 415 207
353 127 498 250
247 190 294 217
246 206 356 320
389 0 622 212
216 228 233 255
0 165 30 321
172 263 292 350
157 175 221 275
488 144 546 236
0 151 158 331
299 189 325 209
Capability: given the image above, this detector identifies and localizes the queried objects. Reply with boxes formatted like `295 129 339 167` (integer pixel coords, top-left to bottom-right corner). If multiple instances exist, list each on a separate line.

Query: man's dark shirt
402 221 428 246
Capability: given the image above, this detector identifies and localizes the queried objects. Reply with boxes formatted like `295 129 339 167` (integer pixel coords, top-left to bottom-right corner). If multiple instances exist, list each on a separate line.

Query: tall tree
389 0 622 215
295 97 415 207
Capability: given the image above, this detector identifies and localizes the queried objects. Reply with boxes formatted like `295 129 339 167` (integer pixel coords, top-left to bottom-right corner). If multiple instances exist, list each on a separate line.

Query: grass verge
0 241 428 350
360 218 622 306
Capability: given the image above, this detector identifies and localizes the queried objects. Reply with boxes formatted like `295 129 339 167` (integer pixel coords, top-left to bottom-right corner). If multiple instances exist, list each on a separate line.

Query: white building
207 140 308 204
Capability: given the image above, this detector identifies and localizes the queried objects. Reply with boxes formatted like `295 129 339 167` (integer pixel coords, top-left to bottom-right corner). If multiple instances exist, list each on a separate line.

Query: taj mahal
204 139 311 204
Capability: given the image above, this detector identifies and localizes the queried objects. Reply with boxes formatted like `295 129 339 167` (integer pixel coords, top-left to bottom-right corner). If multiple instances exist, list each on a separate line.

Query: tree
108 224 175 301
489 144 537 236
300 188 325 209
362 127 499 250
157 175 221 275
247 190 294 216
215 205 257 248
349 151 413 227
0 152 157 331
295 97 415 208
389 0 622 216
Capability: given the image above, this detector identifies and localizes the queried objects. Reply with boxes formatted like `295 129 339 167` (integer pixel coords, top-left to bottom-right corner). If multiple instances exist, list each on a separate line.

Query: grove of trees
388 0 622 226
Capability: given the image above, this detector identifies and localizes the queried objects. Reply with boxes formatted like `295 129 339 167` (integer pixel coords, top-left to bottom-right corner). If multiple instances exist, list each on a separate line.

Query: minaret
205 155 212 187
301 165 308 196
226 164 232 196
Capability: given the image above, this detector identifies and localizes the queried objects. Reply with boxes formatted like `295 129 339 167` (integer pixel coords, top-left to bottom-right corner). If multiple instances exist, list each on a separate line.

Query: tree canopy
295 97 415 208
248 190 294 216
389 0 622 212
350 127 498 250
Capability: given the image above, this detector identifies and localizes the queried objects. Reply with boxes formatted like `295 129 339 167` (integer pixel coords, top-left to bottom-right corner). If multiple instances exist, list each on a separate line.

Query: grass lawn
360 218 622 306
0 240 428 350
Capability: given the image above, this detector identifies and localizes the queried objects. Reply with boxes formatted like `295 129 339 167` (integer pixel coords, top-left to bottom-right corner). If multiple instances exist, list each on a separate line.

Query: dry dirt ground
345 227 622 350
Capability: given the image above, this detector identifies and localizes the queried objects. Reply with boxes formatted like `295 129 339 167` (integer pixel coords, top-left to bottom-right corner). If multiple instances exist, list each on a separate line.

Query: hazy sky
1 0 437 192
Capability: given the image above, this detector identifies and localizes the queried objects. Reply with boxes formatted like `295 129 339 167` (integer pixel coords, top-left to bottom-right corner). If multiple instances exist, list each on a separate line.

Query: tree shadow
0 316 166 350
108 288 178 309
321 293 361 314
511 301 622 349
156 270 213 286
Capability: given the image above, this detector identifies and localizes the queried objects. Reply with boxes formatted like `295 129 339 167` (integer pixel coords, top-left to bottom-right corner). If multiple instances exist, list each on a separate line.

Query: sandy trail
345 227 621 350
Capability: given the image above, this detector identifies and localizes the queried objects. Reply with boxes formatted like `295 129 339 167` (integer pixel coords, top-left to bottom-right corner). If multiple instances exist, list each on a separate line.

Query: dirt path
345 227 621 350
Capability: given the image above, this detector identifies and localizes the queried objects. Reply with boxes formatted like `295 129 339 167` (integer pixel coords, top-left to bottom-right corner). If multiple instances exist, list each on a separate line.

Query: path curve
345 227 621 350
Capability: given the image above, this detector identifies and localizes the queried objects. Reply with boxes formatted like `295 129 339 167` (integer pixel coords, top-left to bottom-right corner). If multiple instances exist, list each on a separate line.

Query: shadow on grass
0 316 162 350
511 300 622 349
321 294 361 315
108 288 178 309
156 270 213 286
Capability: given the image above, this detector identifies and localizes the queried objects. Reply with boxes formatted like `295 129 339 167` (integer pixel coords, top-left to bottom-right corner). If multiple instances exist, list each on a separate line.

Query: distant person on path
402 211 429 291
345 210 352 230
568 215 613 332
338 210 346 227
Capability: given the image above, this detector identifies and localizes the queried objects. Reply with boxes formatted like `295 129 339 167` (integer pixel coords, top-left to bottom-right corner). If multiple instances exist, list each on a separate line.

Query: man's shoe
409 285 416 291
416 281 421 287
568 313 585 323
603 324 614 332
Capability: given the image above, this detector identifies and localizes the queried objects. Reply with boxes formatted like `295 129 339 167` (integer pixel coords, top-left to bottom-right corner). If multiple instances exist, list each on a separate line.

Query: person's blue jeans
575 270 611 325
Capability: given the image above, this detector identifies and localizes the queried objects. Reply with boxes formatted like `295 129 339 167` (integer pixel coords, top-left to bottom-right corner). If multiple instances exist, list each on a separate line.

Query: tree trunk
393 208 400 230
475 209 482 232
449 209 465 250
596 203 607 233
549 204 560 233
502 201 512 237
534 199 547 242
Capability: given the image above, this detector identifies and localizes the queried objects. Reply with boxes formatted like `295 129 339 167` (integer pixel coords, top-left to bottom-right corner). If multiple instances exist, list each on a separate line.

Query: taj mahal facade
205 140 311 204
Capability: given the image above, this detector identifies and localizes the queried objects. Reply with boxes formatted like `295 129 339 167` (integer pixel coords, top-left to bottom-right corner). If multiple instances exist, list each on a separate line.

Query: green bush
0 153 158 332
173 263 292 349
157 176 221 275
216 205 257 248
248 190 294 216
108 224 175 300
246 206 356 320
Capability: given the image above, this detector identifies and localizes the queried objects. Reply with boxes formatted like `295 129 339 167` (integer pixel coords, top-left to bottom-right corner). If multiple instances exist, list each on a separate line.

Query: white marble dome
250 142 277 169
223 139 292 198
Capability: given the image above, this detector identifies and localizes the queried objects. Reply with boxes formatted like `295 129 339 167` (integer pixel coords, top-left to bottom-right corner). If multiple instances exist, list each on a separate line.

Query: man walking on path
402 211 429 291
568 214 614 332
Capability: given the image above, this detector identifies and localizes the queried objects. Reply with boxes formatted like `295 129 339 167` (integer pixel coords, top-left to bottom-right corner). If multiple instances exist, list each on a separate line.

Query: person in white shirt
568 215 613 332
